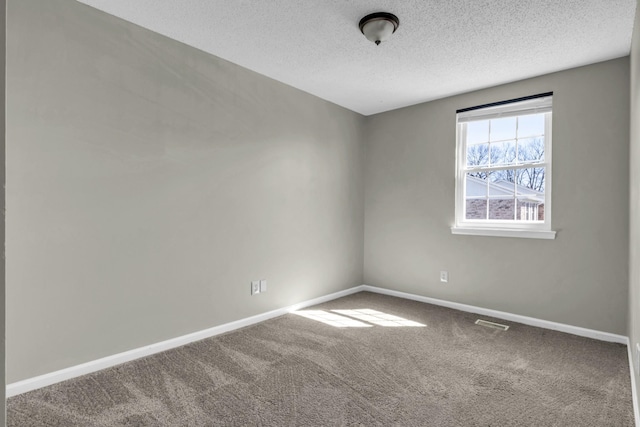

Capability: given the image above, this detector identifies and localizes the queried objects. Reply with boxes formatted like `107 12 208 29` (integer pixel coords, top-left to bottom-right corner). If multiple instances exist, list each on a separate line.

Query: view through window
453 93 554 238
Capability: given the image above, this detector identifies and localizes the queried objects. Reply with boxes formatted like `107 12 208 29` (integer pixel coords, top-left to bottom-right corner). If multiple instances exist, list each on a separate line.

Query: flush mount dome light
359 12 399 45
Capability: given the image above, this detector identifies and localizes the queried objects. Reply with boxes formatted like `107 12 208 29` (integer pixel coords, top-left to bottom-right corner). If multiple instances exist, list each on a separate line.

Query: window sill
450 227 556 240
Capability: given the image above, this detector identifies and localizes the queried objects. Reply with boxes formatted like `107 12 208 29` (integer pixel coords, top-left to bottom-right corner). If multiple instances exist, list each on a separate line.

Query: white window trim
451 96 556 240
450 227 556 239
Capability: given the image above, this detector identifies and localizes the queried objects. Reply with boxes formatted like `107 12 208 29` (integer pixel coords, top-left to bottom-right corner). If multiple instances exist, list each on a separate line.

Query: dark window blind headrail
456 92 553 114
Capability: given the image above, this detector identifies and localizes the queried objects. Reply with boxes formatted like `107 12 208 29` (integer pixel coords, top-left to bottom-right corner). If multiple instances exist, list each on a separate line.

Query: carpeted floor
7 291 635 426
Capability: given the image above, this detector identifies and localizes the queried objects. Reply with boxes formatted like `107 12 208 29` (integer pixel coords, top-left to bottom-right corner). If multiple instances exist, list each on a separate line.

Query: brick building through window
465 175 544 221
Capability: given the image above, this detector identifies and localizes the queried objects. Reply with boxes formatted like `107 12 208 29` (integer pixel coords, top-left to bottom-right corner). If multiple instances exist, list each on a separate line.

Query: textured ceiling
76 0 637 116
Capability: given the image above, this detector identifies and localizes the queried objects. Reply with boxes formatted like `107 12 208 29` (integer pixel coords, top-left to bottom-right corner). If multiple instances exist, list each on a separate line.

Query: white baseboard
7 284 630 399
361 285 628 344
627 340 640 427
6 285 365 398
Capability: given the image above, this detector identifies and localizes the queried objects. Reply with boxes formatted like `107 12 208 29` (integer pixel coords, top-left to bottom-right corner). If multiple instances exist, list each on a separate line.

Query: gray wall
364 58 630 335
6 0 365 383
1 0 5 423
629 0 640 413
6 0 633 393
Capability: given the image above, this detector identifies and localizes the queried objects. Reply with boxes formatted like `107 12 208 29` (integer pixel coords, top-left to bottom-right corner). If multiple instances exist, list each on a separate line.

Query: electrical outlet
251 281 260 295
260 280 267 293
440 271 448 283
636 343 640 372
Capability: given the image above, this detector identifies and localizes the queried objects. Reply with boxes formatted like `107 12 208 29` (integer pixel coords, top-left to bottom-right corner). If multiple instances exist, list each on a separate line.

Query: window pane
517 137 545 163
490 168 516 184
490 117 516 142
516 198 544 221
517 114 544 138
515 168 545 222
490 140 516 166
516 167 545 193
465 173 487 220
488 173 516 220
466 142 489 167
467 120 489 144
488 198 516 220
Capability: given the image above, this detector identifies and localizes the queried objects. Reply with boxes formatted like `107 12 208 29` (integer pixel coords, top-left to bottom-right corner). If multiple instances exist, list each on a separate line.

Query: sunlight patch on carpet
293 310 373 328
294 309 426 328
332 309 426 327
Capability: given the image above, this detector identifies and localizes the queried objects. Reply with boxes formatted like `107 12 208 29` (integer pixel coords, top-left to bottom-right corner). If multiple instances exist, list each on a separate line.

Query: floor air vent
475 319 509 331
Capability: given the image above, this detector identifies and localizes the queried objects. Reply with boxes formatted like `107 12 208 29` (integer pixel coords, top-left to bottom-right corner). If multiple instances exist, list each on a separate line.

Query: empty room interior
4 0 640 425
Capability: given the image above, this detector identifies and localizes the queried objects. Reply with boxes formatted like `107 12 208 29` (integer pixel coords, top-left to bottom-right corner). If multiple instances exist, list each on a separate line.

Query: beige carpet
8 292 634 426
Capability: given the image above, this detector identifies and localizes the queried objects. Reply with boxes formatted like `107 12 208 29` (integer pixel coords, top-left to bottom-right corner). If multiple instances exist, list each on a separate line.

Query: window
452 93 555 239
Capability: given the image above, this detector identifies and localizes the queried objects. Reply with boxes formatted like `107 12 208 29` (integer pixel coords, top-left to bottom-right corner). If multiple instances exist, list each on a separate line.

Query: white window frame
451 94 556 239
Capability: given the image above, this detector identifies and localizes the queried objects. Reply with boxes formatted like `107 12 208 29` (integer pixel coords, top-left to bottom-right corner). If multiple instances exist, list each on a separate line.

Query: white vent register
475 319 509 331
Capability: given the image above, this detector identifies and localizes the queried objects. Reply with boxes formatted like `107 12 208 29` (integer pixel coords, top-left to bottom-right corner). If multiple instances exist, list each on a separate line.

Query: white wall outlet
259 280 267 293
251 281 260 295
440 271 448 283
636 343 640 372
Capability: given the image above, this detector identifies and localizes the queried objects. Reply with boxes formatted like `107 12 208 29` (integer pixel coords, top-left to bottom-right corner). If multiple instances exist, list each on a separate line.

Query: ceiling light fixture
359 12 399 45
